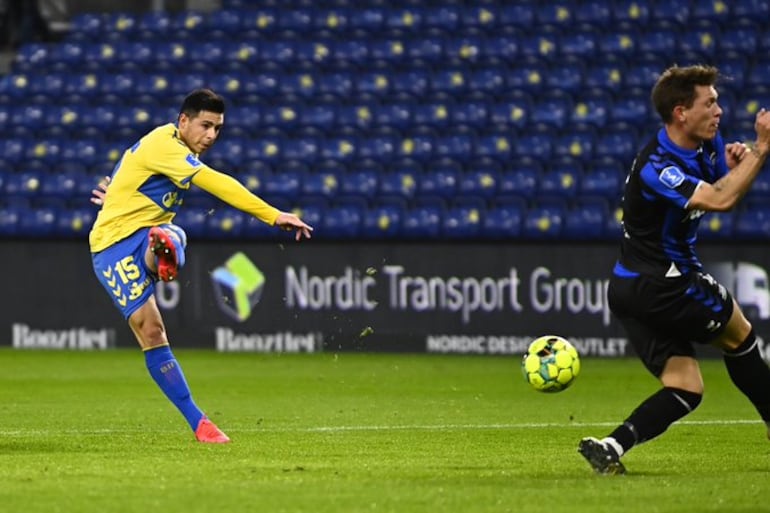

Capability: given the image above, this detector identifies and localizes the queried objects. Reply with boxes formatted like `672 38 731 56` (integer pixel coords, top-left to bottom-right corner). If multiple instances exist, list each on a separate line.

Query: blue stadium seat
513 133 551 160
379 167 418 200
412 102 451 130
391 70 430 98
636 30 677 59
347 7 385 32
450 101 488 131
407 37 444 64
522 201 566 240
677 27 719 61
401 204 443 239
498 4 535 30
698 211 735 241
302 170 339 199
734 202 770 240
531 95 572 130
580 162 624 201
443 204 482 239
340 167 379 200
56 206 96 238
499 166 538 200
321 203 363 239
475 132 514 161
206 207 245 239
482 35 519 63
719 26 760 55
467 67 507 97
370 102 412 131
610 96 650 125
17 205 57 236
357 134 397 161
554 133 594 163
584 64 624 96
558 32 597 61
574 1 612 29
459 168 498 200
430 68 468 97
488 99 530 131
648 0 691 26
570 98 608 129
482 200 524 239
364 202 403 239
331 39 368 67
506 63 548 95
433 134 473 163
396 133 434 163
423 5 460 31
563 198 610 239
419 163 459 200
538 166 581 200
598 31 638 61
594 130 638 161
443 35 483 65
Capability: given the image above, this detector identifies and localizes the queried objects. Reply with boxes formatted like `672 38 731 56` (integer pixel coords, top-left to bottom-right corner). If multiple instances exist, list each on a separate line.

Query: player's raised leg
146 224 187 282
129 295 230 443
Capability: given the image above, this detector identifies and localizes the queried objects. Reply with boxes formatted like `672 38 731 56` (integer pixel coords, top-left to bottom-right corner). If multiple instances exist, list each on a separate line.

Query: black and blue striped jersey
616 128 728 277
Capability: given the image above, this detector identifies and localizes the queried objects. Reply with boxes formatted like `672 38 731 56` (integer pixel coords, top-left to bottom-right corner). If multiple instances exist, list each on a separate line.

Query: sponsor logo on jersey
659 166 685 188
185 153 202 167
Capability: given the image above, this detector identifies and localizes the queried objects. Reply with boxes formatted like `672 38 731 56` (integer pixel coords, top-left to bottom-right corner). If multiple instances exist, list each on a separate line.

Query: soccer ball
521 335 581 392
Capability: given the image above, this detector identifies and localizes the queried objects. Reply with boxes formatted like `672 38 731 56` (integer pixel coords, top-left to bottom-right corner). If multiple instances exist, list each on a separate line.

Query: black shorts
607 270 734 377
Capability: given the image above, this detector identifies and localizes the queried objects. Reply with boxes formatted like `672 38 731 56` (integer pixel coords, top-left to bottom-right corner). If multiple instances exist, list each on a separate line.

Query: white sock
602 437 624 457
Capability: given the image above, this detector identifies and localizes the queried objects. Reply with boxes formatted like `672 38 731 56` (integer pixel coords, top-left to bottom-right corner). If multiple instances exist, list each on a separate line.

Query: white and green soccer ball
521 335 581 392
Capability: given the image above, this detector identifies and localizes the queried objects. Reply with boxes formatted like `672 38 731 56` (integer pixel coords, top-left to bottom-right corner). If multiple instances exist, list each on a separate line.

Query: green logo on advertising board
211 252 265 322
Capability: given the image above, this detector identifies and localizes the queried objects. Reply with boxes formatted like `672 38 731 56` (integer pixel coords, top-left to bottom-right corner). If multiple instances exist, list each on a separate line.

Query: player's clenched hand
754 108 770 156
90 175 111 206
275 212 313 241
725 142 747 169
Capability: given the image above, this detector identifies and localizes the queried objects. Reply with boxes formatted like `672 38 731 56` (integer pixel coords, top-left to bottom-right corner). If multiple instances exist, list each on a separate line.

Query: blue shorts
91 224 187 319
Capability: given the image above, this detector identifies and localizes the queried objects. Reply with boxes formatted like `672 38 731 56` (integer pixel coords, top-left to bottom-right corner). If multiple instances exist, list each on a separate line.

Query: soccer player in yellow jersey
89 89 312 443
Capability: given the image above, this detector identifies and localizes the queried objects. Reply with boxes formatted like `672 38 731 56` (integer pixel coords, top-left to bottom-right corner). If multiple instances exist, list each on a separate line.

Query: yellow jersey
90 123 281 252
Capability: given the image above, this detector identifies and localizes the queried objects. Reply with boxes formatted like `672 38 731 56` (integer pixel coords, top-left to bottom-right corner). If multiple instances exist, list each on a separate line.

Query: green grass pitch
0 349 768 513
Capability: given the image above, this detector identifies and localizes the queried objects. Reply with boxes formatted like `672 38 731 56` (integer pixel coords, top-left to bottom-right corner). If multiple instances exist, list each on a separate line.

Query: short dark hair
651 65 719 124
179 89 225 118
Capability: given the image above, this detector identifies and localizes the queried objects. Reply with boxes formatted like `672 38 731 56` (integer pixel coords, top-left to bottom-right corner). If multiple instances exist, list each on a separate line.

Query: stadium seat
734 203 770 240
442 204 482 239
459 168 498 200
401 204 443 239
482 200 524 239
498 164 539 201
698 211 735 241
487 99 530 131
379 168 418 200
531 95 572 130
206 207 245 239
364 202 403 239
475 132 514 162
321 203 363 239
554 133 594 163
513 133 551 160
677 27 719 61
580 162 624 201
538 166 581 200
522 201 566 240
302 170 339 199
419 163 459 200
563 198 610 240
594 130 638 161
715 26 758 54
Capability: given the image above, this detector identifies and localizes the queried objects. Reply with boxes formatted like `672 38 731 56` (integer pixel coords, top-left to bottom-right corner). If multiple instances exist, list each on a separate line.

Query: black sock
723 330 770 422
609 387 702 454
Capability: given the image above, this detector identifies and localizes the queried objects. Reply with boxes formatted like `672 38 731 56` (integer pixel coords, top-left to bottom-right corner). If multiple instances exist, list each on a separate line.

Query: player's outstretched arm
192 167 314 240
91 175 111 206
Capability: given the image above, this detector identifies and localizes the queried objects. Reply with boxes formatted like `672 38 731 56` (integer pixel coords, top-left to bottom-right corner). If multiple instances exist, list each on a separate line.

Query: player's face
178 110 224 154
681 85 722 141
